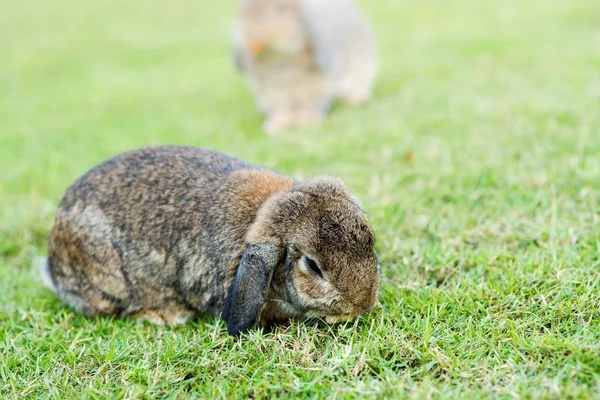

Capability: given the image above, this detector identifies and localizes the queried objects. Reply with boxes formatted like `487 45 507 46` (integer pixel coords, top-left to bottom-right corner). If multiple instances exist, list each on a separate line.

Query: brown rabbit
41 146 380 336
233 0 377 134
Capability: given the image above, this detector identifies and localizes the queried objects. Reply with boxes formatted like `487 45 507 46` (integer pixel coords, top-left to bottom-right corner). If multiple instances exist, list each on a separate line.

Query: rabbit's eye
304 256 323 279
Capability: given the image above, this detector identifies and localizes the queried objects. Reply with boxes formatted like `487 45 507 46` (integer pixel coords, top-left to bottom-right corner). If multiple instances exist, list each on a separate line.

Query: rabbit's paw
263 111 294 135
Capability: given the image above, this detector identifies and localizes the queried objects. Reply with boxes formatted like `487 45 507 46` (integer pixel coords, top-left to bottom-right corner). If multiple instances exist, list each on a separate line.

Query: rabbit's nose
352 278 380 315
250 42 264 54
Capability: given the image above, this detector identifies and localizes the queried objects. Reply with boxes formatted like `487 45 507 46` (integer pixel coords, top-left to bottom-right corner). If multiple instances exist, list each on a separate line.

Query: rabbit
232 0 377 134
41 146 380 336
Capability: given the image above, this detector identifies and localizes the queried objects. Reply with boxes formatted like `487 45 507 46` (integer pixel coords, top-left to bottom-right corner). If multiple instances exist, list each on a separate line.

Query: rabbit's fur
233 0 377 134
43 146 380 336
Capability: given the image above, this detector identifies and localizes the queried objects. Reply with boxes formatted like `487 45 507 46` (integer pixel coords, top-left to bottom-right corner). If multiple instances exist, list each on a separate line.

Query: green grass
1 0 600 398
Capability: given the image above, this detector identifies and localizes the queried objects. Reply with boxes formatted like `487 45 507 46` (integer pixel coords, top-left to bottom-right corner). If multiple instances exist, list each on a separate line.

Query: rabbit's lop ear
300 0 342 73
224 244 282 337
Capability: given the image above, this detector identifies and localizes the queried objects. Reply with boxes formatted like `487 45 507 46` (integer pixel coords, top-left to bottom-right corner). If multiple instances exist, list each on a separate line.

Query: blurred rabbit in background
233 0 377 134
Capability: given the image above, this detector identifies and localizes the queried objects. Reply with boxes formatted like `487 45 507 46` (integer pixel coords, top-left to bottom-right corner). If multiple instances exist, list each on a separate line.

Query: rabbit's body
44 146 380 335
233 0 377 133
45 147 286 325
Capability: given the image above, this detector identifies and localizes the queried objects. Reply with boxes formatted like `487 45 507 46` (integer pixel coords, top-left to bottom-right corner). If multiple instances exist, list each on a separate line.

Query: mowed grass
1 0 600 397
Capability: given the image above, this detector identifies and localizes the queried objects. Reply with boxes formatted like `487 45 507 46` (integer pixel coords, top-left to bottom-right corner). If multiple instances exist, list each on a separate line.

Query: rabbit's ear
300 0 342 73
240 0 254 8
224 244 282 337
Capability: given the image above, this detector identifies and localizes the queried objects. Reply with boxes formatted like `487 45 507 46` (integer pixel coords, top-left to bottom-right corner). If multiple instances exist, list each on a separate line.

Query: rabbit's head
225 176 380 336
239 0 307 56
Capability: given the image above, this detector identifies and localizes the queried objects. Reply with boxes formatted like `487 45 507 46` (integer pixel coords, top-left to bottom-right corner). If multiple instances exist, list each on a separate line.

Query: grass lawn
1 0 600 398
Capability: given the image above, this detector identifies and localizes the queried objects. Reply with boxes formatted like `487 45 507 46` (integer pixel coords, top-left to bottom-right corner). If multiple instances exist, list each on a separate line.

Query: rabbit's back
63 146 252 206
